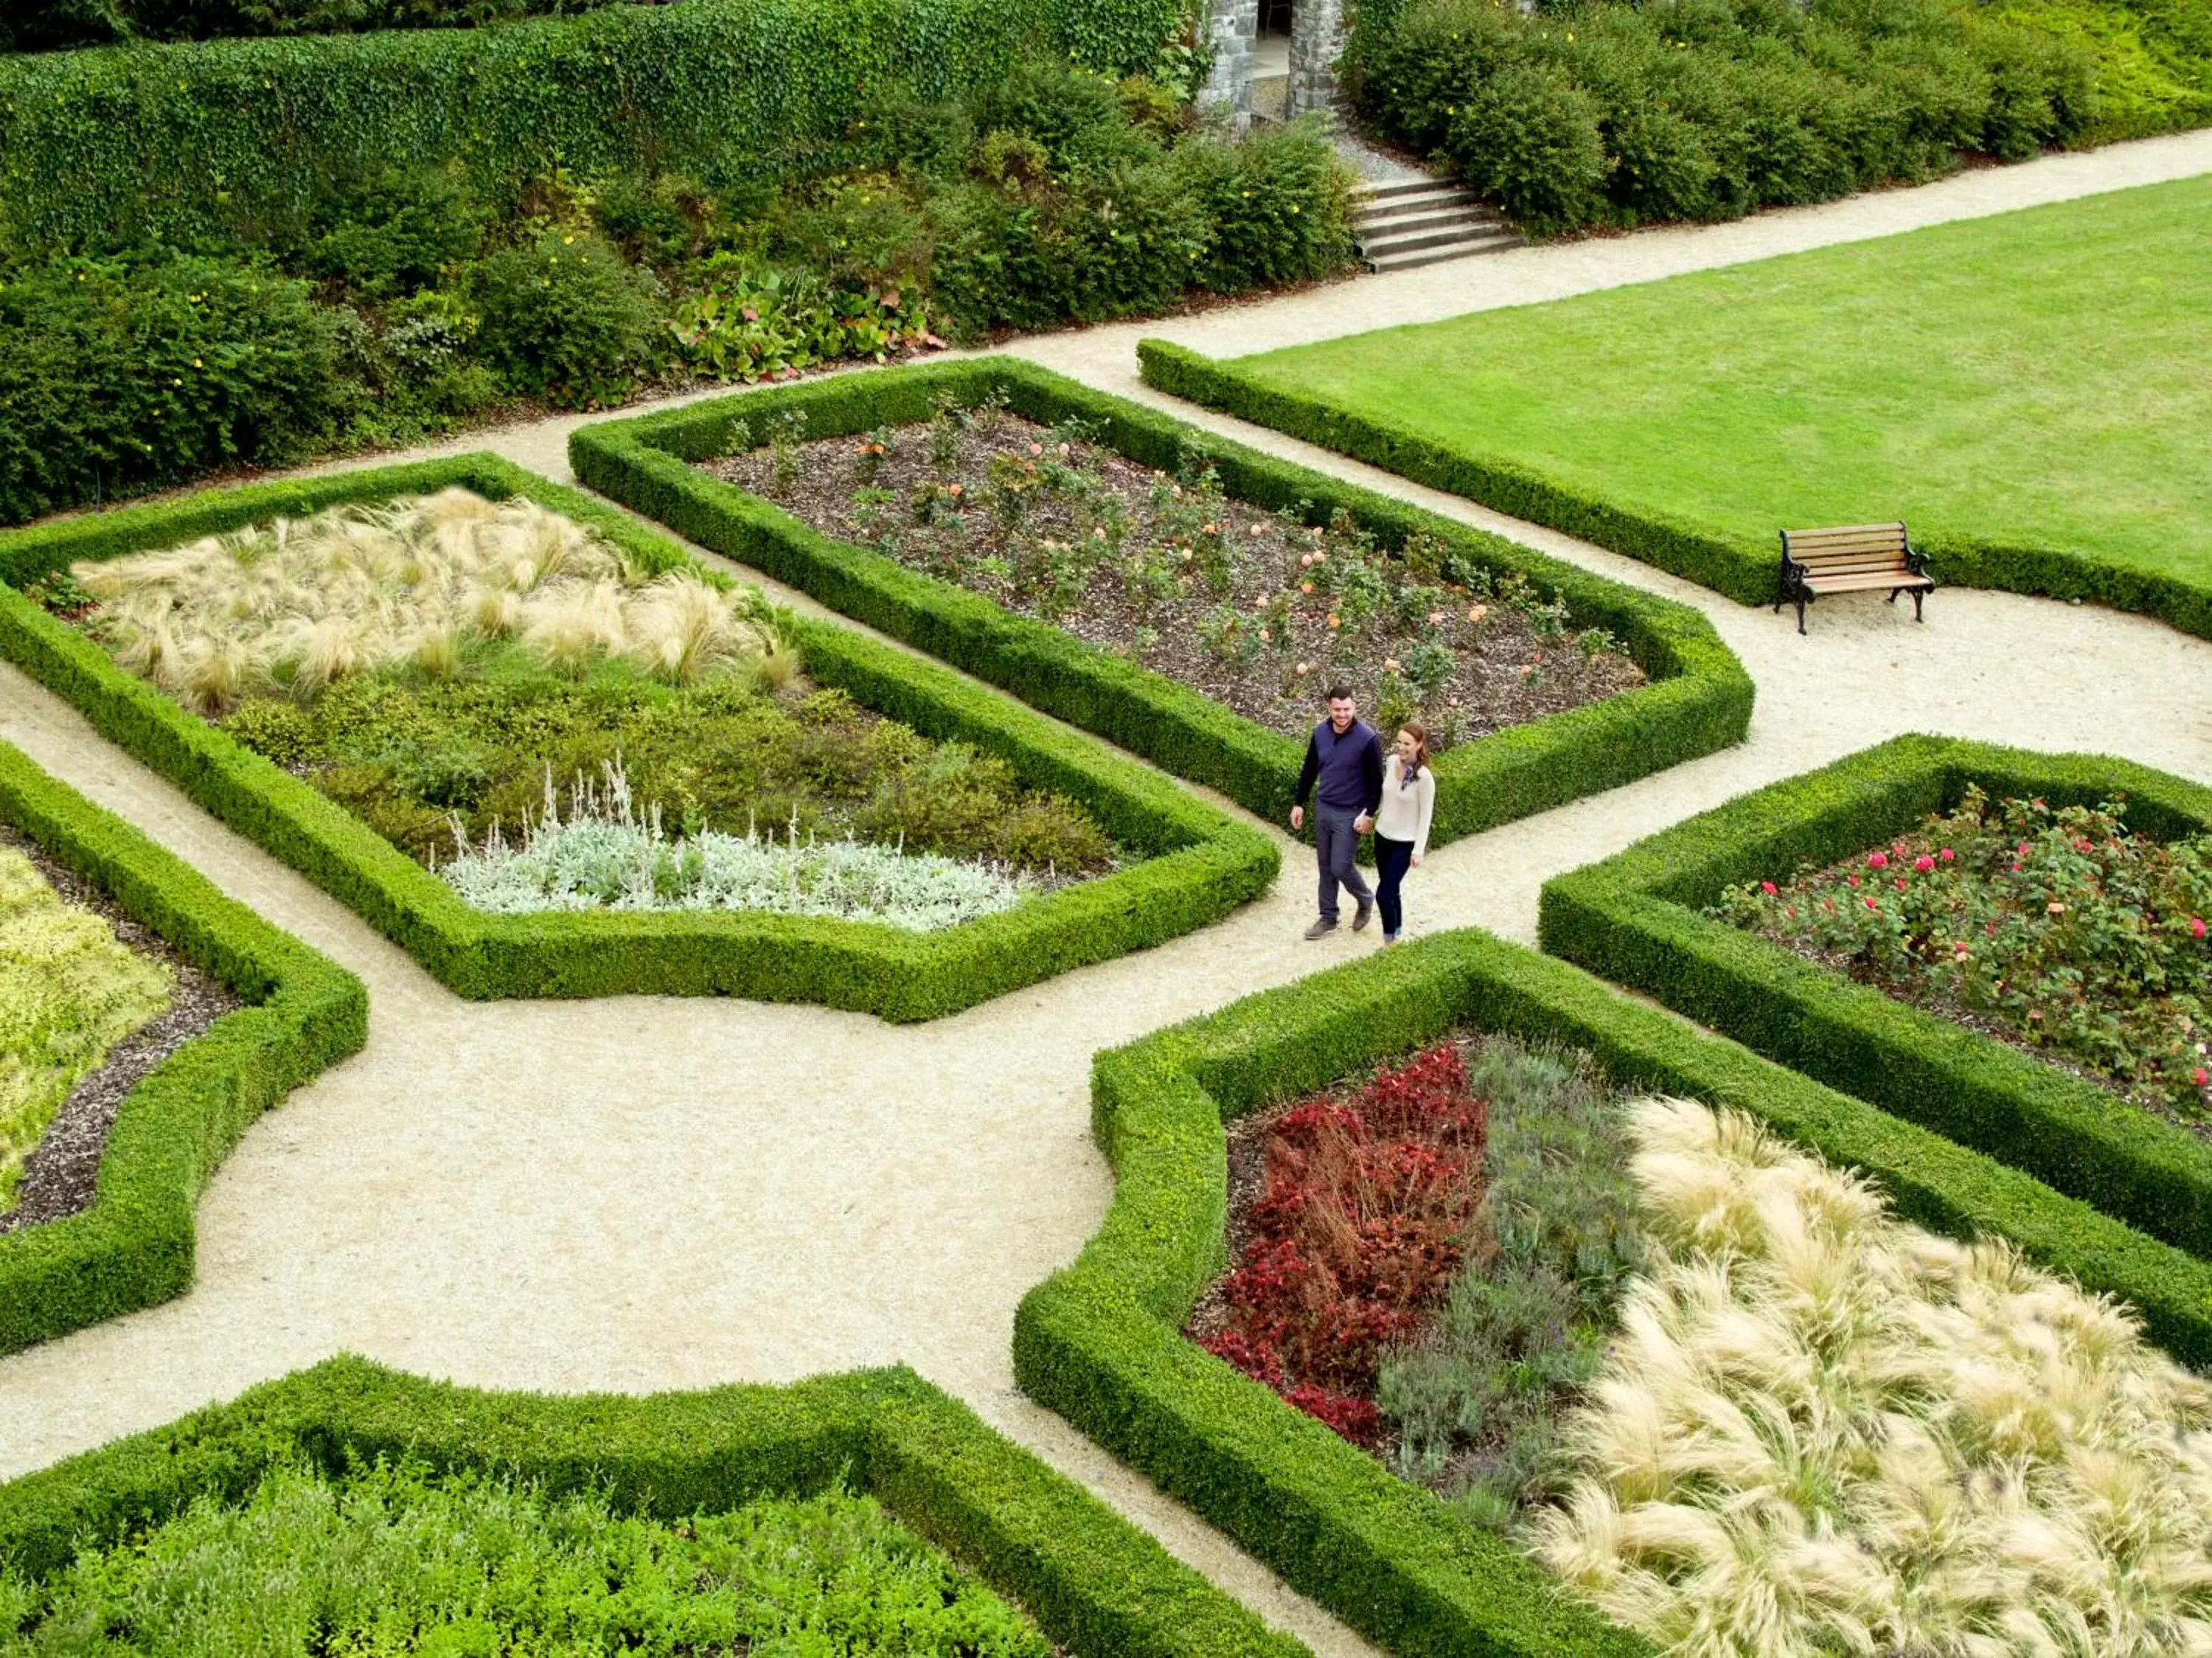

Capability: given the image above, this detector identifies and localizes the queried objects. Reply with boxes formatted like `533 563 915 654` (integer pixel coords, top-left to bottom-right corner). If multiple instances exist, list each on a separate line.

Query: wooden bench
1775 522 1933 635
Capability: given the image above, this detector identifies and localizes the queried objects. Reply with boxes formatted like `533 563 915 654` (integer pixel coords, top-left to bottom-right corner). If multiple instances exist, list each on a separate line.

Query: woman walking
1372 722 1434 944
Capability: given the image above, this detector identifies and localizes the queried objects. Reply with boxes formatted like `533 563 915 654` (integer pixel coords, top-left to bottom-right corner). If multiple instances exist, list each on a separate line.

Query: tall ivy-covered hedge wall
0 0 1189 254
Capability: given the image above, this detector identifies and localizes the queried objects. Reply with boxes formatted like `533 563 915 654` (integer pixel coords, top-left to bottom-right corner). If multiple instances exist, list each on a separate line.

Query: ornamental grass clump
0 847 172 1210
74 489 779 710
1537 1095 2212 1658
439 757 1034 931
1714 787 2212 1117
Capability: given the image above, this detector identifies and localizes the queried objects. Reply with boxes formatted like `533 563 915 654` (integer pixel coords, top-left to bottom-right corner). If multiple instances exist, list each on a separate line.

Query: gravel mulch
703 413 1644 752
0 827 243 1235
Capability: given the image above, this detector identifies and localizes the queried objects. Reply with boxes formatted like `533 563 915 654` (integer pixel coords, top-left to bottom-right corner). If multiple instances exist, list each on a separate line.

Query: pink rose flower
2191 917 2208 940
1760 881 1778 896
1865 896 1878 911
1868 852 1889 870
1940 847 1955 861
1914 856 1935 872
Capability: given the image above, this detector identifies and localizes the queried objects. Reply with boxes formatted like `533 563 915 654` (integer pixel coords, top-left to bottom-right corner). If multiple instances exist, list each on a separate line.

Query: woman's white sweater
1374 757 1435 857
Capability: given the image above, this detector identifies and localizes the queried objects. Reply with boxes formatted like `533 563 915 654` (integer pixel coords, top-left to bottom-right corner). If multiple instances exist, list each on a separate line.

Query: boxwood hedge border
0 1355 1304 1658
1012 927 2212 1658
0 741 366 1356
1539 734 2212 1261
1136 339 2212 644
0 454 1276 1020
571 357 1754 848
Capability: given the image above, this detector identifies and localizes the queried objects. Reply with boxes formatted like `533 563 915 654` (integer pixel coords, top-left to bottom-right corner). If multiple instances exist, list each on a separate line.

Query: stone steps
1351 178 1520 271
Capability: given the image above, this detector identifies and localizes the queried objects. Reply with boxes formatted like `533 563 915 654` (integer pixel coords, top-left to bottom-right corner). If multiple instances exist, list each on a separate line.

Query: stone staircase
1351 178 1519 271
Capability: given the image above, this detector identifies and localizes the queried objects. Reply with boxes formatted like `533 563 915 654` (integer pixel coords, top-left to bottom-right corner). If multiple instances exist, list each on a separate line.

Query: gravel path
1 129 2209 1657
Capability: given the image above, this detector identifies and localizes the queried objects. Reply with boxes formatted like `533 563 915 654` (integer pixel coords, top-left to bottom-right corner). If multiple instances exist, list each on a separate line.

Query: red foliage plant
1198 1041 1486 1445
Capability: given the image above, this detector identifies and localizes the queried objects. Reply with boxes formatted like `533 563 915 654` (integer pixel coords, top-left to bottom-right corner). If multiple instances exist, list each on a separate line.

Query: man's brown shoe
1304 918 1338 940
1352 901 1374 932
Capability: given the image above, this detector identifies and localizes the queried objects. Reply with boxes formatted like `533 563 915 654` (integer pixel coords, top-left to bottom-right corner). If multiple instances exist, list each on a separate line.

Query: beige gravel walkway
1 130 2209 1656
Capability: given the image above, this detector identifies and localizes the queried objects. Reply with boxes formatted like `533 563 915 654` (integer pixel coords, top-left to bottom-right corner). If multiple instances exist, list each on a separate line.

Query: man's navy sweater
1294 718 1384 815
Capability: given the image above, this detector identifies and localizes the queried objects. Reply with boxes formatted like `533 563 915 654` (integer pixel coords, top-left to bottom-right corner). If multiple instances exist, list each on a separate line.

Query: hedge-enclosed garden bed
0 454 1275 1019
1012 927 2212 1658
573 358 1753 845
0 741 364 1356
1539 734 2212 1261
0 1356 1303 1658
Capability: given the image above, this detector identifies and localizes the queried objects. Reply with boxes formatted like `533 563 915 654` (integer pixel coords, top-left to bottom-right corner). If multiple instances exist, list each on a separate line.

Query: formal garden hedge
1011 926 2212 1658
0 1355 1304 1658
574 358 1753 846
0 0 1186 253
0 741 365 1356
1538 734 2212 1262
0 454 1276 1018
1138 339 2212 643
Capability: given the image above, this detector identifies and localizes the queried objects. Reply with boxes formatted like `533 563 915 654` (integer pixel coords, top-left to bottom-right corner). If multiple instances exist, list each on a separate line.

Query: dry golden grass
76 490 779 710
1536 1097 2212 1658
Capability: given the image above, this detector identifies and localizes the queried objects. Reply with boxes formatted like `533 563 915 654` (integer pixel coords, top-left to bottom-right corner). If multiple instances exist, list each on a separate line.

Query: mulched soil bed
702 413 1644 750
0 826 243 1235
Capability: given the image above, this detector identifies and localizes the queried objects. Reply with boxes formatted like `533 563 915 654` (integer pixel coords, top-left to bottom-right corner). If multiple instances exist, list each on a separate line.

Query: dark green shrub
972 60 1152 176
1606 100 1720 224
296 164 484 298
1447 66 1610 235
463 230 659 407
7 0 634 49
0 257 339 526
1172 119 1354 292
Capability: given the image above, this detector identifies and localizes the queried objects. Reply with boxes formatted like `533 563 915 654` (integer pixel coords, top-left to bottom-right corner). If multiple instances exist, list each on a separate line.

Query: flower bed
704 407 1641 752
1540 735 2212 1260
1015 929 2212 1658
0 453 1276 1017
44 485 1113 932
0 742 364 1355
0 1359 1303 1658
574 358 1754 848
1716 786 2212 1123
0 1460 1048 1657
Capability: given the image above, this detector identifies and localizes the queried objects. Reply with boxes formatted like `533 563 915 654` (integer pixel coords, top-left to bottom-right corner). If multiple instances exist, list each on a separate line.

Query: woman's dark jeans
1374 835 1415 935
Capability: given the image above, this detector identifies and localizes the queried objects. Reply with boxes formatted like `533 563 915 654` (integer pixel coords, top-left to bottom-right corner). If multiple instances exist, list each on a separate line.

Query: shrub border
571 356 1754 847
0 1354 1305 1658
0 740 366 1356
1012 926 2212 1658
0 454 1276 1020
1136 339 2212 644
1538 733 2212 1260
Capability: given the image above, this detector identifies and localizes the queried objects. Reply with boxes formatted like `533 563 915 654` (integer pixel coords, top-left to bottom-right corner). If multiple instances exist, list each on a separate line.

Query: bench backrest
1781 522 1910 572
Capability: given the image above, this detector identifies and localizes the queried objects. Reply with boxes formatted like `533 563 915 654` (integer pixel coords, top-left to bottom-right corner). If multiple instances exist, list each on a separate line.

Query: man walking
1289 686 1384 940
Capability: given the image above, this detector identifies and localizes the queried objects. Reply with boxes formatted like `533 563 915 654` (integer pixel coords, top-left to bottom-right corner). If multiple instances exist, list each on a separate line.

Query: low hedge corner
0 1356 1307 1658
0 740 366 1356
0 453 1276 1019
570 356 1753 851
1539 733 2212 1262
1015 926 2212 1658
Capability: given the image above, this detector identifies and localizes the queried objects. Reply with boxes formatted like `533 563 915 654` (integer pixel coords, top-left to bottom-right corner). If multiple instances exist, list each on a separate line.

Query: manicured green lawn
1228 175 2212 620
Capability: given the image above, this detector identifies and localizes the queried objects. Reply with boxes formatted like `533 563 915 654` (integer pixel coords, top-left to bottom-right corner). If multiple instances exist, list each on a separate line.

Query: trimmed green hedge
1539 734 2212 1262
0 740 365 1356
572 357 1753 847
0 1355 1305 1658
0 0 1186 255
1138 339 2212 644
0 454 1275 1019
1012 926 2212 1658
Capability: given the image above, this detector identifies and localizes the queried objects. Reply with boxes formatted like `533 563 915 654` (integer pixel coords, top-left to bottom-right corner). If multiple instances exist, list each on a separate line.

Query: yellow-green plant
75 489 781 709
1537 1096 2212 1657
0 849 173 1210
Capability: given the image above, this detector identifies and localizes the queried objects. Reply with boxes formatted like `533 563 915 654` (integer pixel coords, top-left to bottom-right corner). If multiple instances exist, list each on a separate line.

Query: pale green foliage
440 757 1034 930
0 1457 1050 1657
77 489 780 710
0 849 172 1210
1536 1096 2212 1658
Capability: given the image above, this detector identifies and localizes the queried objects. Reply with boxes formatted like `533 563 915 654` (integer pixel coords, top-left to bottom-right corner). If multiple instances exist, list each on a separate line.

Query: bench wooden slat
1801 571 1934 594
1784 522 1907 541
1798 558 1920 575
1792 537 1908 555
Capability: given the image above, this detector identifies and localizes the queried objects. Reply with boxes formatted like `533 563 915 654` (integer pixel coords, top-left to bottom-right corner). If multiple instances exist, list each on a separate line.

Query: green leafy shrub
1170 119 1354 293
1347 0 2098 236
463 229 661 407
1714 786 2212 1116
2 0 633 49
0 1460 1050 1657
0 257 340 526
1992 0 2212 139
292 163 485 299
